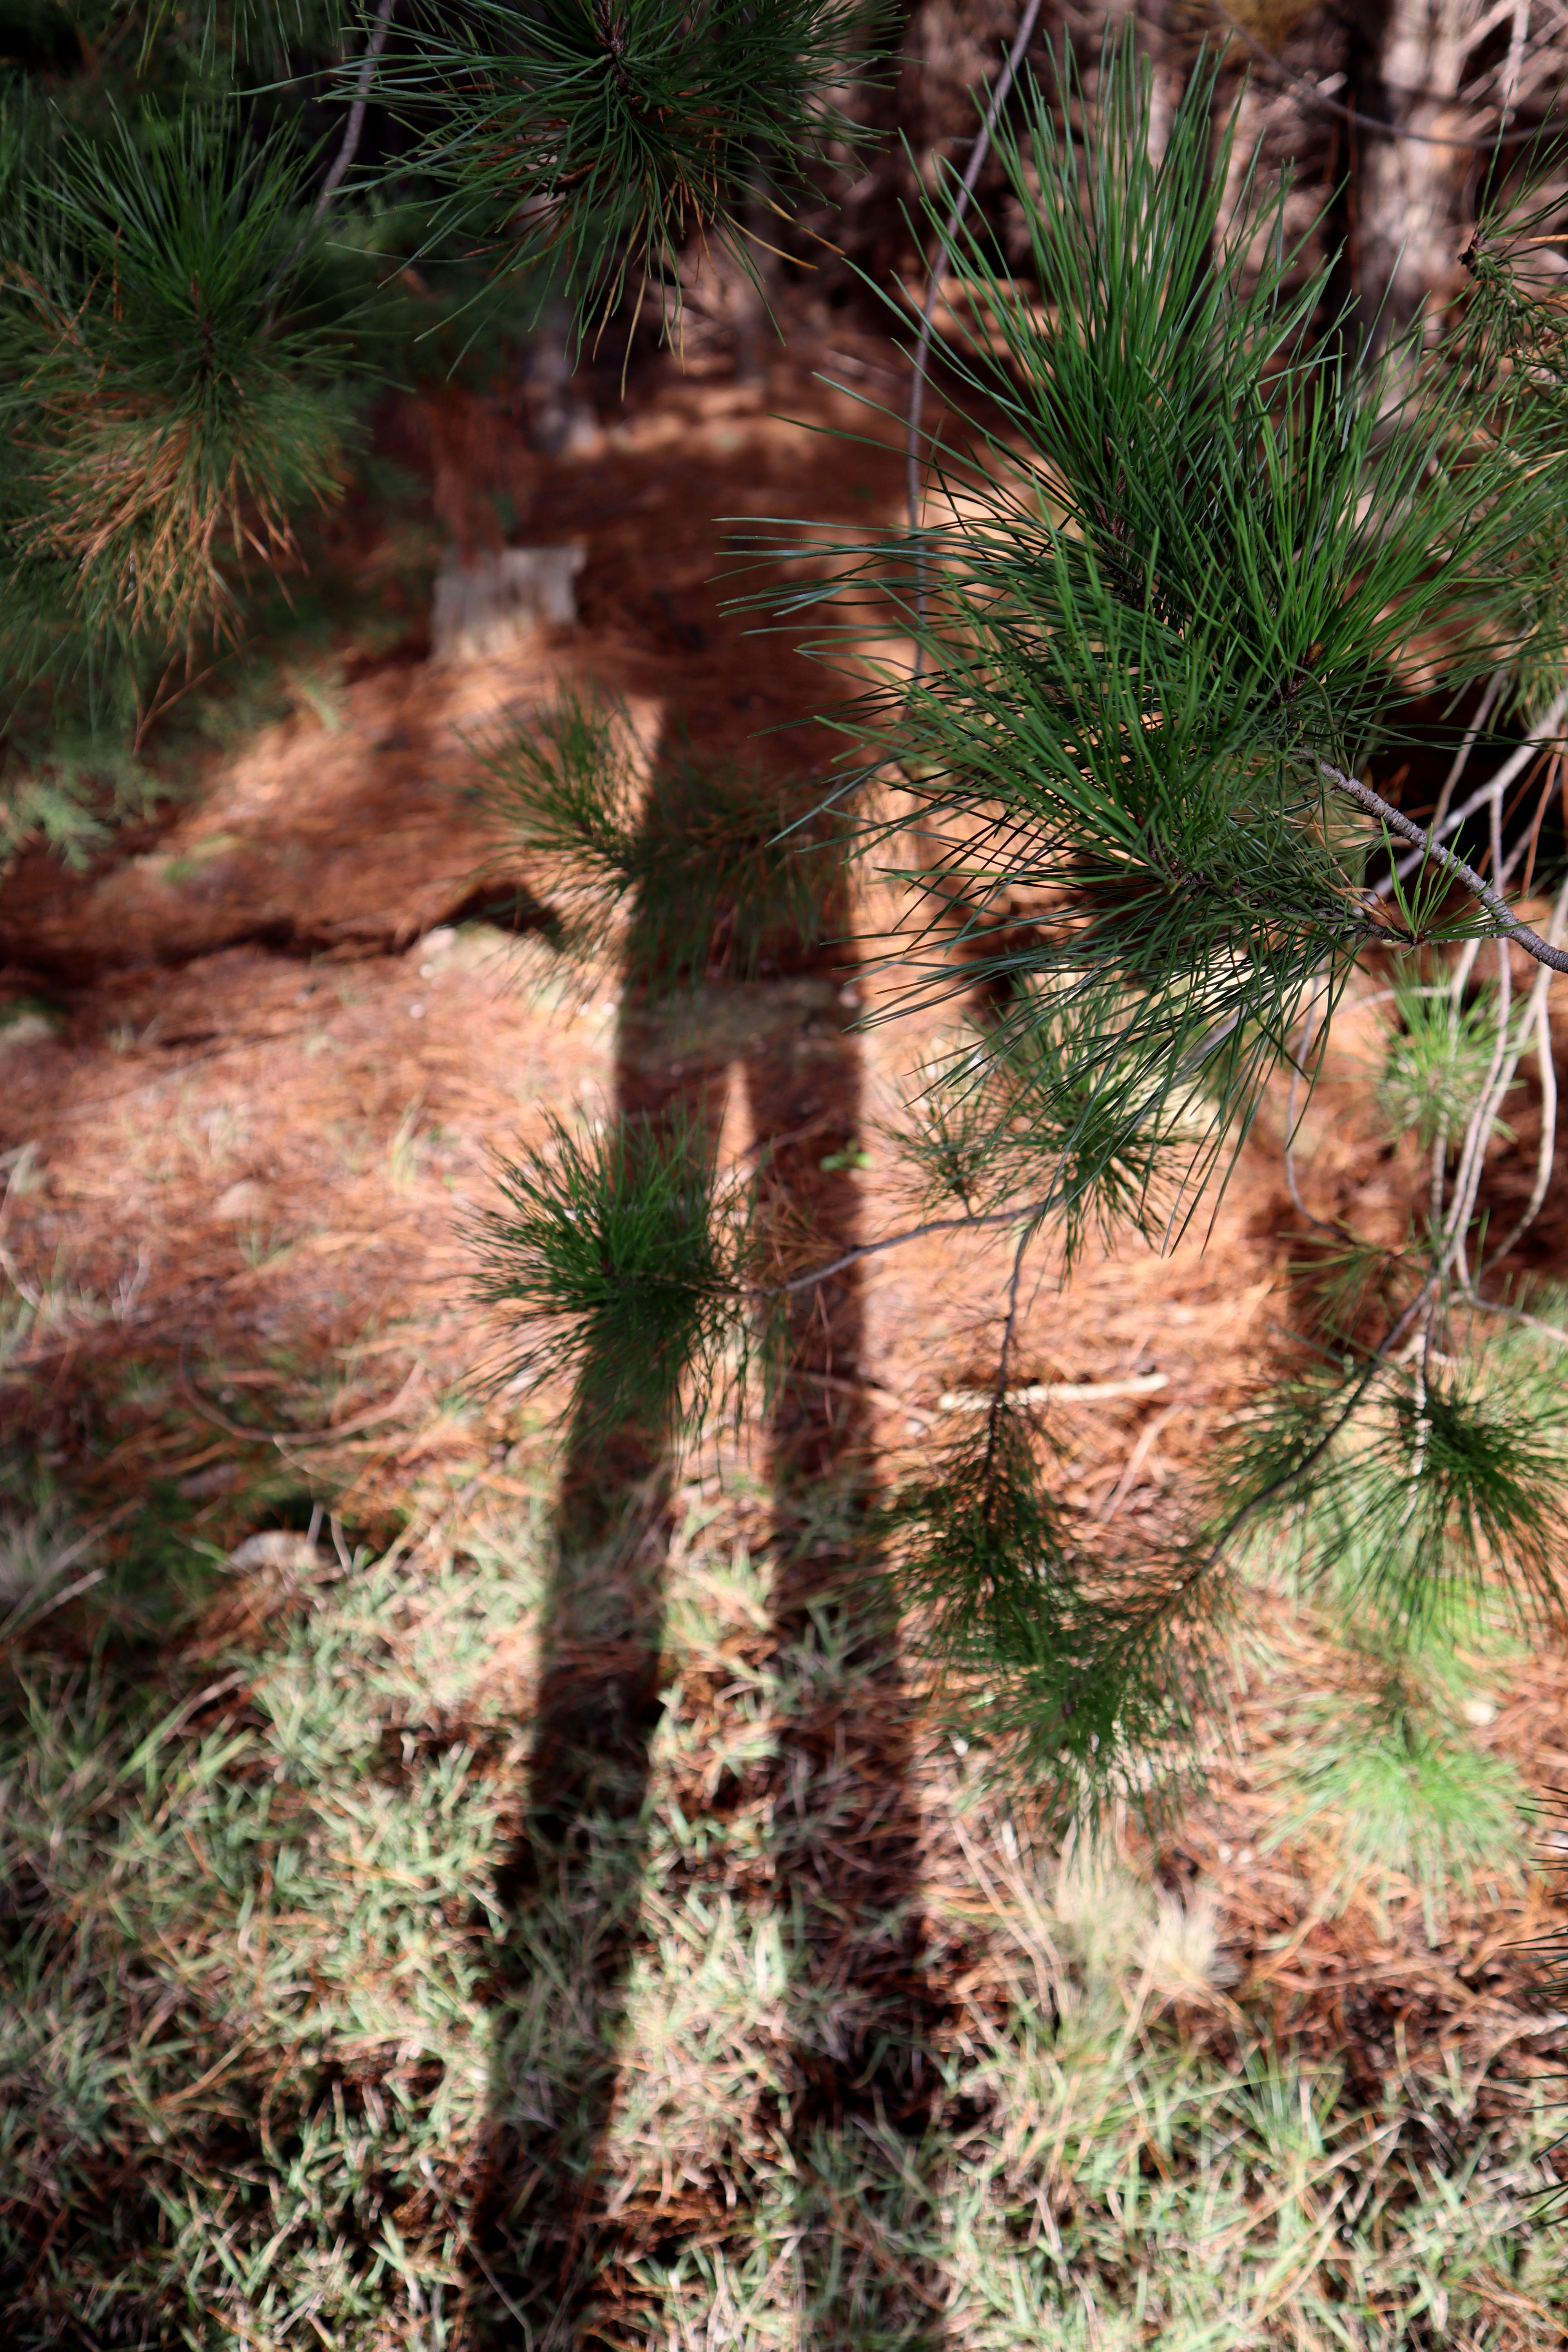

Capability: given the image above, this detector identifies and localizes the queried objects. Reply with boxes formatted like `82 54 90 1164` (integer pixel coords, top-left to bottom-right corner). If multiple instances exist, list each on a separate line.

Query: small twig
907 0 1046 680
1479 867 1568 1271
1485 984 1559 1267
806 1370 932 1427
1430 668 1506 843
1284 972 1334 1229
982 1218 1037 1481
1466 1292 1568 1347
311 0 397 225
1465 899 1515 1240
939 1371 1169 1411
1441 787 1515 1290
1320 756 1568 973
1096 1400 1184 1522
773 1197 1053 1298
268 0 397 307
1399 1309 1432 1532
1504 751 1561 897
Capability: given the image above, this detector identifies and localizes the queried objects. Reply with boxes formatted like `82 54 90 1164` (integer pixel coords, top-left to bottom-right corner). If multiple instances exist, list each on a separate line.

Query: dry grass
2 1443 1567 2351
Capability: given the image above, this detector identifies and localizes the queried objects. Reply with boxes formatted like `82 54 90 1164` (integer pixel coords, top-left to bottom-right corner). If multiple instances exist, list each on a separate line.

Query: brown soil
4 310 1568 2321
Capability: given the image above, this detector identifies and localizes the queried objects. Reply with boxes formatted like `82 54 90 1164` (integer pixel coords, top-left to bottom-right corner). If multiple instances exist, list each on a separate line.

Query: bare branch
312 0 398 226
773 1197 1054 1297
1284 971 1334 1229
982 1216 1038 1483
267 0 397 310
1320 755 1568 973
1480 867 1568 1268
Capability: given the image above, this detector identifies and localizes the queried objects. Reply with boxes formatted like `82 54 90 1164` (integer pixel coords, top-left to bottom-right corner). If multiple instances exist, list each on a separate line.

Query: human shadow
468 748 948 2346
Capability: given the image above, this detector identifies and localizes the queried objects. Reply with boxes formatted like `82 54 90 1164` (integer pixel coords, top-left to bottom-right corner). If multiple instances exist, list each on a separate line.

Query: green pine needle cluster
1216 1347 1568 1635
1271 1688 1527 1919
473 689 847 987
771 40 1568 1245
0 112 349 681
886 984 1181 1263
882 1401 1218 1806
1379 973 1512 1154
379 0 882 340
475 1108 757 1451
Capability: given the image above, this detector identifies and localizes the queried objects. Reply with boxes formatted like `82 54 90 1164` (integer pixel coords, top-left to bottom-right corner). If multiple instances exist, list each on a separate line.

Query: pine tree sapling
475 35 1568 1809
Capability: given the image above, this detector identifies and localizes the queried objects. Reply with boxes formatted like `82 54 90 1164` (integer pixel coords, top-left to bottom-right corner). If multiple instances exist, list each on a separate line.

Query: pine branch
266 0 397 310
773 1198 1055 1297
1319 758 1568 973
312 0 397 225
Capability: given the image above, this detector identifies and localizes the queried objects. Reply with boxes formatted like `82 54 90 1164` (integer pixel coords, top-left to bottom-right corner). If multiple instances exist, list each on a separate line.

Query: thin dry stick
313 0 397 223
1434 929 1485 1242
1097 1399 1183 1522
775 1197 1051 1297
1502 0 1533 116
906 0 1045 680
1502 752 1560 896
1432 1105 1450 1236
269 0 397 303
1414 665 1503 837
1320 757 1568 973
1479 868 1568 1270
1441 786 1515 1292
939 1371 1168 1409
983 1219 1036 1481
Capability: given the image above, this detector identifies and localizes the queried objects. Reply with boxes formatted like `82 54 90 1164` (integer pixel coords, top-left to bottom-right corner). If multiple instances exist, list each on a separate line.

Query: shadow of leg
470 998 731 2348
745 974 952 2349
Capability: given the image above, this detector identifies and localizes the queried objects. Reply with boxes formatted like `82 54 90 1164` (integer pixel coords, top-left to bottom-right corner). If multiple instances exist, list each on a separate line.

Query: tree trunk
1356 0 1478 347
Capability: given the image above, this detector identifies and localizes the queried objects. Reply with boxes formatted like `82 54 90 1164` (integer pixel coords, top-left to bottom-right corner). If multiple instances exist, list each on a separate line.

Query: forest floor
5 310 1568 2348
